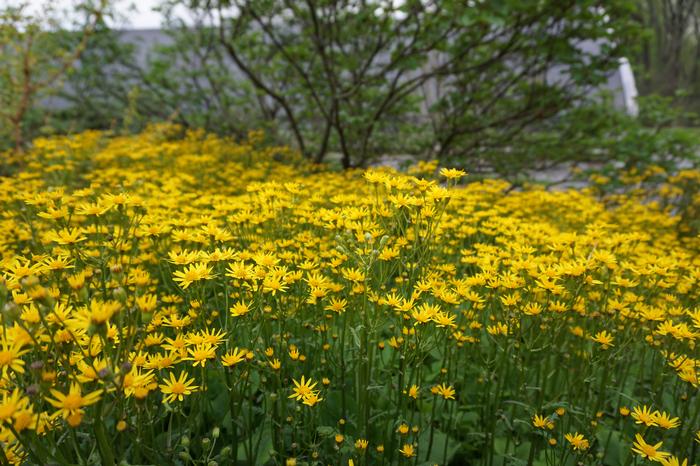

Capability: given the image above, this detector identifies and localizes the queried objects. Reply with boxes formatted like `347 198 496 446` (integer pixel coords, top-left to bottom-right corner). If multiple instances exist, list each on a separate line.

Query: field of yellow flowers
0 124 698 465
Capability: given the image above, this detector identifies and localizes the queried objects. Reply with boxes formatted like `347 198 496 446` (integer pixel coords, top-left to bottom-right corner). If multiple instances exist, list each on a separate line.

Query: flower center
170 382 186 395
62 393 84 410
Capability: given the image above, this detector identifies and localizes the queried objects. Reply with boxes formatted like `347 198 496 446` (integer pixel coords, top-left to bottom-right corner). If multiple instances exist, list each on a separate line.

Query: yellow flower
324 297 347 314
288 345 300 360
0 341 30 376
439 167 466 180
74 300 121 326
0 389 29 422
591 330 614 349
230 301 251 317
532 414 554 430
262 267 290 295
522 302 543 316
302 391 323 407
564 432 589 451
653 411 680 429
172 263 214 289
406 384 420 399
222 347 247 367
289 376 318 401
659 456 689 466
342 267 365 282
46 382 103 425
185 343 217 367
135 294 157 312
46 227 86 245
631 434 670 462
159 371 199 403
632 405 659 427
399 444 415 458
355 439 368 450
433 383 455 400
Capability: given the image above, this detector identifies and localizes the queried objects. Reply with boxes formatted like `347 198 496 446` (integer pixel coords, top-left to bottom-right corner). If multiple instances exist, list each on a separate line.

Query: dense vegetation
2 2 700 464
0 126 697 465
0 1 640 167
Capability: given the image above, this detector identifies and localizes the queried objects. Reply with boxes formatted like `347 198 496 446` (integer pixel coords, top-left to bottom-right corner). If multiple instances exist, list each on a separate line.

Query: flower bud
30 360 44 371
112 286 127 301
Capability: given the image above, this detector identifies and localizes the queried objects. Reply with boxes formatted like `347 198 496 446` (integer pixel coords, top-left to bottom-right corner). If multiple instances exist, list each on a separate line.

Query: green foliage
631 0 700 113
466 94 700 185
6 0 681 184
20 0 643 171
0 0 106 152
199 0 641 166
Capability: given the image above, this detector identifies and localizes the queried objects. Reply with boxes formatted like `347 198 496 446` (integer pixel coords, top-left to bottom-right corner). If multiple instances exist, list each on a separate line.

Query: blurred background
2 0 699 184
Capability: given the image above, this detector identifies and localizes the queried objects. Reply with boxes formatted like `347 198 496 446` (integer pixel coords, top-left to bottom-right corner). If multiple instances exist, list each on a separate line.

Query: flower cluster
0 125 697 464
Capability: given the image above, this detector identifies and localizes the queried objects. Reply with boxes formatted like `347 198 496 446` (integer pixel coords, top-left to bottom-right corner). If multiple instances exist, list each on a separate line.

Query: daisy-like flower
632 405 659 427
0 389 30 422
230 301 251 317
660 456 689 466
46 227 86 245
43 255 74 272
355 439 368 450
222 347 247 367
432 311 457 328
399 444 415 458
0 341 30 377
631 434 670 462
172 263 214 289
46 382 103 427
432 383 456 400
288 345 300 360
122 368 156 399
301 391 323 407
564 432 589 451
289 376 318 401
439 167 466 180
72 300 121 327
262 268 290 295
324 297 347 314
532 414 554 430
159 371 199 403
198 328 227 345
591 330 614 349
405 384 419 399
652 411 680 429
185 343 217 367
